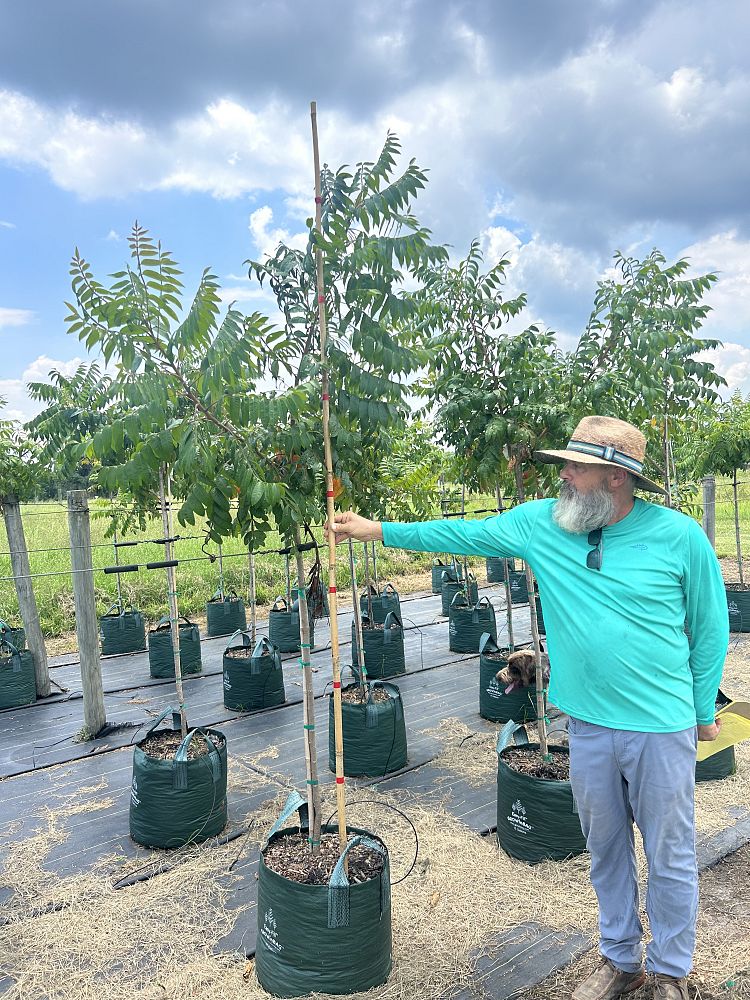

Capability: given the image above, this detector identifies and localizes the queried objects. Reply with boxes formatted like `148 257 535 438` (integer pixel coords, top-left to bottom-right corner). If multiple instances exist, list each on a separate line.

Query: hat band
567 440 644 474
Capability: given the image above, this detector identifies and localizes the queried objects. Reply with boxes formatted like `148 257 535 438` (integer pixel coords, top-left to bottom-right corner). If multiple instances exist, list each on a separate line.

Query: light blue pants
568 718 698 979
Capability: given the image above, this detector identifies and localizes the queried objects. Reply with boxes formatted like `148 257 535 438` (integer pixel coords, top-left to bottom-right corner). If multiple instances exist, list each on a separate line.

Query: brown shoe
653 973 689 999
572 957 646 999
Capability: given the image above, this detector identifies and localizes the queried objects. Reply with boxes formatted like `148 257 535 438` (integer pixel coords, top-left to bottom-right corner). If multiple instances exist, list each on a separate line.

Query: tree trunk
701 477 716 550
2 496 51 697
158 468 187 737
495 482 515 650
513 465 547 756
734 469 744 587
293 527 321 853
349 540 368 694
67 490 106 735
247 548 257 644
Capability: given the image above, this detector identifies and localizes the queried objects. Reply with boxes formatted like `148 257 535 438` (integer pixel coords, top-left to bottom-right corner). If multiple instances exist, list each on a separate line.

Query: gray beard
553 481 615 534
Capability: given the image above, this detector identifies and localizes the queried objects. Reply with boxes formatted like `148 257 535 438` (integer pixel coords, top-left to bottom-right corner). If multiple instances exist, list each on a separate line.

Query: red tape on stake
315 196 322 204
326 491 335 498
318 295 325 303
336 777 345 784
333 681 342 689
329 586 336 593
322 393 330 400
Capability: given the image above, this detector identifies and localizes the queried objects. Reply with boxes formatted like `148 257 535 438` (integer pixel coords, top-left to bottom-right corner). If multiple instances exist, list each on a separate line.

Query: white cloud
247 206 308 260
695 343 750 398
105 229 122 241
677 230 750 344
0 220 15 229
0 307 34 329
0 356 86 423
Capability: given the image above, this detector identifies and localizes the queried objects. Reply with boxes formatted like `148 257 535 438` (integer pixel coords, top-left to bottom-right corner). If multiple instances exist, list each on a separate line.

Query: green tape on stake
307 779 319 786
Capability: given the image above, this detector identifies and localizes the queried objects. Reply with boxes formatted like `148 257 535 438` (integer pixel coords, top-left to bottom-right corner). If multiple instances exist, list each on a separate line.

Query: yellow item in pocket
696 701 750 761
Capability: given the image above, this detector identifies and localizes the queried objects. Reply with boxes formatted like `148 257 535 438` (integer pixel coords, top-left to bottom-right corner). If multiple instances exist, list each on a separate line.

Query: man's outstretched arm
327 505 540 560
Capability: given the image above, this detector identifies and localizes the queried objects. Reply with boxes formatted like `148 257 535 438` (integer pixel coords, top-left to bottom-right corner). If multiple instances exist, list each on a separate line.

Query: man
329 415 728 1000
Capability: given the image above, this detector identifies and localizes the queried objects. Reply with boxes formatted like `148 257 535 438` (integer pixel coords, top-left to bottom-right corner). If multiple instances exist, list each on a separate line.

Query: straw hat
534 415 666 495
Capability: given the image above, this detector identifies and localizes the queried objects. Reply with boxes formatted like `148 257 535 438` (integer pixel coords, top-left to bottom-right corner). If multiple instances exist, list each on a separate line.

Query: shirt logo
630 543 648 551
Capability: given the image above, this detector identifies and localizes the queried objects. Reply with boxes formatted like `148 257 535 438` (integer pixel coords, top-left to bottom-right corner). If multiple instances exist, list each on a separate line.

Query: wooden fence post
67 490 106 736
702 476 716 550
2 495 51 697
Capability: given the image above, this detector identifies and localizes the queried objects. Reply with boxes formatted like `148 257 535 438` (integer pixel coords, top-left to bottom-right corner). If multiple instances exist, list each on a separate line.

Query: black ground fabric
129 722 228 849
329 682 408 777
223 634 286 711
147 618 202 679
99 608 146 656
0 642 36 709
256 817 392 998
206 593 247 638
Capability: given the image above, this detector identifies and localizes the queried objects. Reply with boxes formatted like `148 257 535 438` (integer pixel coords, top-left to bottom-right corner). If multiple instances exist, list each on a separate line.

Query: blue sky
2 0 750 421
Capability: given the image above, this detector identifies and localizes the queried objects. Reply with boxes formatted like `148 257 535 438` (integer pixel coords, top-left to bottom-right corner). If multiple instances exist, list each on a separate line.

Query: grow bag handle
479 631 499 657
0 638 22 673
210 588 239 603
141 704 182 741
432 557 446 567
0 619 10 632
251 636 282 675
472 597 495 624
382 611 403 644
271 596 288 613
173 727 222 790
225 629 253 651
366 681 404 727
496 720 530 755
449 590 469 610
154 614 193 631
441 568 459 584
328 833 390 929
382 582 399 598
264 789 309 848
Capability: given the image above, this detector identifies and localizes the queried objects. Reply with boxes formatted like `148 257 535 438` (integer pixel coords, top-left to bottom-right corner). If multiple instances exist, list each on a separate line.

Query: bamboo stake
293 527 322 852
311 100 347 851
663 414 673 508
247 547 257 644
159 466 187 737
513 462 547 756
217 543 225 600
349 540 368 695
496 481 515 651
371 540 379 592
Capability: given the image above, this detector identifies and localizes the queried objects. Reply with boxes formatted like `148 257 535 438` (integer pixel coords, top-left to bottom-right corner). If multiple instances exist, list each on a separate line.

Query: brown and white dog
495 649 550 694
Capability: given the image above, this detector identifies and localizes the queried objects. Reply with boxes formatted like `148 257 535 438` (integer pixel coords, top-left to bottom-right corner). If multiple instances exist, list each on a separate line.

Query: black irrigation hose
324 799 419 886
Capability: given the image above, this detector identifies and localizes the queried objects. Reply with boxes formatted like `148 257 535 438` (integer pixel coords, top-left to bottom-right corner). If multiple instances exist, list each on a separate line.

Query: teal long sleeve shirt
382 498 728 732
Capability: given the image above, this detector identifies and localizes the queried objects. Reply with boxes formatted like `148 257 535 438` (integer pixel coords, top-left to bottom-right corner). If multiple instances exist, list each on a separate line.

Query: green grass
1 481 746 639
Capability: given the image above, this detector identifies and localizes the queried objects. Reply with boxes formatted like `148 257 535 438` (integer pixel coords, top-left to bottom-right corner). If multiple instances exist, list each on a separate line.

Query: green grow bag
727 586 750 633
329 681 408 777
206 591 247 638
0 620 26 652
130 709 228 849
0 639 36 709
256 791 392 998
432 558 449 594
486 557 516 584
352 612 406 680
479 633 537 723
441 571 478 616
696 690 736 782
496 722 586 863
449 593 497 654
509 570 529 605
99 605 146 656
268 597 315 654
223 633 286 712
359 583 401 626
147 617 202 679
